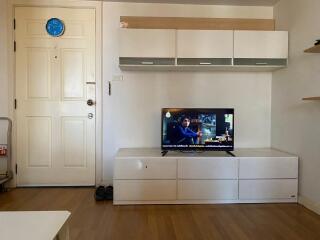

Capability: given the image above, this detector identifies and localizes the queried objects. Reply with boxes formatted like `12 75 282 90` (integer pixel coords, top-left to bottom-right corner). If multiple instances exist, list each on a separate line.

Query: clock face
46 18 65 37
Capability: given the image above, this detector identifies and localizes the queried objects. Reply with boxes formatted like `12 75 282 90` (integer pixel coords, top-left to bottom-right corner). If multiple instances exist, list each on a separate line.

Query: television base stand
114 148 298 205
226 151 235 157
162 150 235 157
161 150 168 157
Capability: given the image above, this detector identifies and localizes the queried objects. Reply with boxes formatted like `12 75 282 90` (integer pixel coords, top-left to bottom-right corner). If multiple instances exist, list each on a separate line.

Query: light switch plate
112 75 123 82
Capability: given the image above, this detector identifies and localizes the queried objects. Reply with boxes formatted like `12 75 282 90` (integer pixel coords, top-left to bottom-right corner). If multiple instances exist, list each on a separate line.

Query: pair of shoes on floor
95 185 113 201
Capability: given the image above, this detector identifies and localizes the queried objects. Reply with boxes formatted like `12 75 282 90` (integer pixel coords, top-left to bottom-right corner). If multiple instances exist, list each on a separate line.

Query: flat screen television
162 108 234 152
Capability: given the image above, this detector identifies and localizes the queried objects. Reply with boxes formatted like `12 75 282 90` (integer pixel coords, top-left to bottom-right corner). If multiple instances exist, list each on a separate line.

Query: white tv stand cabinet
113 148 298 205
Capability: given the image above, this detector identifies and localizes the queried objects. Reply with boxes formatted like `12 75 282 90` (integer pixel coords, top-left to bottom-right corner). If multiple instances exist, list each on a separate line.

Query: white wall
0 0 9 145
0 0 8 116
272 0 320 214
103 2 273 183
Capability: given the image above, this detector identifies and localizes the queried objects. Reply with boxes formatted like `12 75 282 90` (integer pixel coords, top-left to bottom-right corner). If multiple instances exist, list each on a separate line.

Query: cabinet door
239 179 298 200
114 158 176 180
234 31 288 59
177 30 233 66
177 30 233 58
178 158 238 179
239 157 298 179
119 29 176 58
178 180 238 200
114 180 176 201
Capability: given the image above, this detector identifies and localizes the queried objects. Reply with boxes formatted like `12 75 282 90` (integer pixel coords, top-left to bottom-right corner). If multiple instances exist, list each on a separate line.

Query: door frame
7 0 103 187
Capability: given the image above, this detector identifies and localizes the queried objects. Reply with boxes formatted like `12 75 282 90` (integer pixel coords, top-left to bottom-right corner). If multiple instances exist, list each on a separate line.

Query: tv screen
162 108 234 151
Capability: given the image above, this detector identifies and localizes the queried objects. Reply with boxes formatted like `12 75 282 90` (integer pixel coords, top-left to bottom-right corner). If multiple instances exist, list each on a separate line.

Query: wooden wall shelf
302 97 320 100
120 16 275 31
304 45 320 53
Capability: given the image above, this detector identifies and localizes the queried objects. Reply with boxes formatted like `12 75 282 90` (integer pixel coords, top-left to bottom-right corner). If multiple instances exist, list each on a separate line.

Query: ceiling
103 0 280 6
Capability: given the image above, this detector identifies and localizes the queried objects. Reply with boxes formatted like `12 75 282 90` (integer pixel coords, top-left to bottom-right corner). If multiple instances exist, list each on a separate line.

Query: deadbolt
87 99 95 106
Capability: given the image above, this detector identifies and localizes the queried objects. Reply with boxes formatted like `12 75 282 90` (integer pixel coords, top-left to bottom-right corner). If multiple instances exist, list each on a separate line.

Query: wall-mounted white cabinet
177 30 233 66
234 30 288 67
119 29 176 66
114 148 298 205
119 29 289 71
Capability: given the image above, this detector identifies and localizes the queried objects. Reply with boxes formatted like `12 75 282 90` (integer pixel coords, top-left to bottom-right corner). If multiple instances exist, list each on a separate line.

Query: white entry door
15 7 96 186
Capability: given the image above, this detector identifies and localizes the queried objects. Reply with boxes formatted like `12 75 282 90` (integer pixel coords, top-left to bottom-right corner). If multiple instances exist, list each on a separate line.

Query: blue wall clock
46 18 65 37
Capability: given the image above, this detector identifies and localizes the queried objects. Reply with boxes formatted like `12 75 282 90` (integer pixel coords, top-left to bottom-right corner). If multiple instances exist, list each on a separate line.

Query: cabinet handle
255 62 268 65
145 165 148 169
199 62 212 65
141 61 154 65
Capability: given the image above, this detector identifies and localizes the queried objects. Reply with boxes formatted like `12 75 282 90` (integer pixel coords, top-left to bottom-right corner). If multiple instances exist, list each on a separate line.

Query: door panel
27 48 51 99
27 117 52 167
15 7 96 186
61 49 85 100
61 117 87 168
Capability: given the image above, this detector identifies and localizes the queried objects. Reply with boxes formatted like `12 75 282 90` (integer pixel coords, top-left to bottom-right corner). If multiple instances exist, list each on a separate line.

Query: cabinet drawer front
177 58 232 66
114 158 176 180
234 58 287 66
178 180 238 200
178 158 238 179
119 57 175 66
239 157 298 179
239 179 298 200
114 180 176 201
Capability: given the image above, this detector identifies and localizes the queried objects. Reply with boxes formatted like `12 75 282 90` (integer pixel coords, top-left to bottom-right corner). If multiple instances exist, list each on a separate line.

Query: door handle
87 99 95 106
88 113 94 119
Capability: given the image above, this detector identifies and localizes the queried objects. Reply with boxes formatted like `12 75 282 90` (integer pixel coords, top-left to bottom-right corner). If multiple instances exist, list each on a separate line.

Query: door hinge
14 99 17 109
15 164 18 175
14 41 16 52
13 18 16 30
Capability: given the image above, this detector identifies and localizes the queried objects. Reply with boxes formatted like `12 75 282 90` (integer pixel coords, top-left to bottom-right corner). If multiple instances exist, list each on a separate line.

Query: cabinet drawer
234 58 287 66
114 158 176 180
178 180 238 200
239 157 298 179
177 58 232 66
178 158 238 179
239 179 298 200
114 180 176 201
119 57 175 66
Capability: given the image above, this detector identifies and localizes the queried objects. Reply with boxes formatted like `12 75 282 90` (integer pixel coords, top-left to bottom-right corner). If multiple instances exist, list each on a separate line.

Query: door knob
87 99 95 106
88 113 94 119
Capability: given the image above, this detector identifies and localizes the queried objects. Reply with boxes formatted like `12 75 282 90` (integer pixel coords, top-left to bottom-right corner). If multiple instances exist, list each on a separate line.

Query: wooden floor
1 188 320 240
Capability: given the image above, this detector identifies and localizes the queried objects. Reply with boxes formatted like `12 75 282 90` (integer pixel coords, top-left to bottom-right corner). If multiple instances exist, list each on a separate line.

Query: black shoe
95 186 106 201
105 185 113 200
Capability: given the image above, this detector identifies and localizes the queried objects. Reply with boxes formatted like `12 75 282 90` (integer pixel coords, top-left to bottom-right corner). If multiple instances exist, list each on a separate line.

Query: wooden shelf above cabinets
302 97 320 101
304 45 320 53
120 16 275 31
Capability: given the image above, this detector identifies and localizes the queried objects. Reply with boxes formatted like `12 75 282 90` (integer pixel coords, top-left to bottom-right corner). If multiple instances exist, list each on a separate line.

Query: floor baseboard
298 195 320 215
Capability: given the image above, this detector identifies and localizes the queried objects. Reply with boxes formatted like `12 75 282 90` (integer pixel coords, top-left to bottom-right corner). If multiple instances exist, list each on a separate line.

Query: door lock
87 99 95 106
